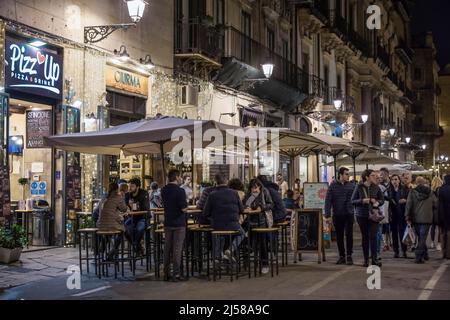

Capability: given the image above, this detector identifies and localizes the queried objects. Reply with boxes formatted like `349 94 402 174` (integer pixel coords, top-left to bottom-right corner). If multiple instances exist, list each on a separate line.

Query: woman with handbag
244 178 274 274
351 169 385 267
389 174 409 258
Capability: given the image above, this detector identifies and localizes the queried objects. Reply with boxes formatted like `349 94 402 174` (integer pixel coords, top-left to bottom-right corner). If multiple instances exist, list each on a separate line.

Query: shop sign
106 65 148 97
26 110 52 148
5 38 63 100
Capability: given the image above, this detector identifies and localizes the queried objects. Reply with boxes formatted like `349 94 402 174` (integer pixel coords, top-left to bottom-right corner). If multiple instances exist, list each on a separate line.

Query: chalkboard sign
26 110 52 148
294 209 326 263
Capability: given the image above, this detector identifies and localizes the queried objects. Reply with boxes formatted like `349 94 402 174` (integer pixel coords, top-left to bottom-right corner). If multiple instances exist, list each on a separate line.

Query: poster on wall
66 165 82 218
303 182 329 210
0 162 11 219
26 110 52 148
5 38 63 100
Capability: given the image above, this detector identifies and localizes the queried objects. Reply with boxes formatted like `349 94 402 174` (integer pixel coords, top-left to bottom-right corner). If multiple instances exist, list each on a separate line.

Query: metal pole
352 156 357 181
160 142 166 184
315 150 320 182
333 155 337 179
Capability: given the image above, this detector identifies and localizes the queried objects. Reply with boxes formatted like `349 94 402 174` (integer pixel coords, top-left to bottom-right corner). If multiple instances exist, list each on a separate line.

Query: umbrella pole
191 148 196 201
333 155 337 180
352 156 357 182
366 163 369 170
160 142 166 184
290 156 295 189
314 150 320 182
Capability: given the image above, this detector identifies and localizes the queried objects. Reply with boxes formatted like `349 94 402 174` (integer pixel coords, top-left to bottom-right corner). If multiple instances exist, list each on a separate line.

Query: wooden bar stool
77 228 98 274
95 230 123 279
251 228 279 277
274 221 290 266
154 228 165 278
189 225 213 278
211 230 240 282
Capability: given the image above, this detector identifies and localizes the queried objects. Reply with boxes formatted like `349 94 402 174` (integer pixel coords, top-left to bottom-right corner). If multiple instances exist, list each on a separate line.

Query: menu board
295 209 326 264
26 110 52 148
303 182 329 210
66 165 82 218
0 161 11 219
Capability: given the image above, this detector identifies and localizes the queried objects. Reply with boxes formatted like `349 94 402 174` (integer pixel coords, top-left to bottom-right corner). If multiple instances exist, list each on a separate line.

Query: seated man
258 175 288 224
283 189 299 219
203 173 245 262
124 178 149 255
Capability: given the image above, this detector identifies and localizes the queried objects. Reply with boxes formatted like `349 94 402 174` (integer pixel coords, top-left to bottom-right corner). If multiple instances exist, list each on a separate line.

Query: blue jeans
124 217 146 247
213 226 245 259
376 224 383 256
414 224 431 261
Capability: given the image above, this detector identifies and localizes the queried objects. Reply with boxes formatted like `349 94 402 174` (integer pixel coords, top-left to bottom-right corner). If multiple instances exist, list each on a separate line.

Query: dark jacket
263 182 287 223
324 180 355 218
196 186 216 225
388 185 409 221
244 187 273 227
161 183 188 228
405 184 438 224
203 186 244 231
96 193 128 231
438 175 450 229
125 189 150 223
351 182 385 218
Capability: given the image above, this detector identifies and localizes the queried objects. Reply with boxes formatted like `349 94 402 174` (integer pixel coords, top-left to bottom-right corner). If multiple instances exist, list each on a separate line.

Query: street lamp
333 99 343 110
389 128 396 136
361 114 369 124
422 144 427 150
126 0 147 23
84 0 148 43
261 61 274 79
405 137 411 144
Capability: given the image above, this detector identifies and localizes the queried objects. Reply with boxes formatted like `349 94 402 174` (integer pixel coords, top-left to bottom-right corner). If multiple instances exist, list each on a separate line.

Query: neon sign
5 38 63 99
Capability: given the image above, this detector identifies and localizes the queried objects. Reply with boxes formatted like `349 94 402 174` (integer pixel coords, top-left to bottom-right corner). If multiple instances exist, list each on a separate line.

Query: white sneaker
431 242 435 249
261 266 269 274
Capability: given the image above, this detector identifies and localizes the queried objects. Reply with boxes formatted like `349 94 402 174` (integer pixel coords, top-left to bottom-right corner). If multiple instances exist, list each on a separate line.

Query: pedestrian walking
388 174 409 258
351 169 384 267
430 176 443 250
324 167 355 265
405 177 438 264
438 174 450 259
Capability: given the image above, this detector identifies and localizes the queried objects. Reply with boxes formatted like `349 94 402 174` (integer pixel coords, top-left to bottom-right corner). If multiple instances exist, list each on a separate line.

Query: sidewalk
0 247 78 290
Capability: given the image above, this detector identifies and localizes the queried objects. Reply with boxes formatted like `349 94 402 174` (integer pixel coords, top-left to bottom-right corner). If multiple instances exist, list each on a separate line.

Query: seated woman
243 178 273 274
97 182 129 259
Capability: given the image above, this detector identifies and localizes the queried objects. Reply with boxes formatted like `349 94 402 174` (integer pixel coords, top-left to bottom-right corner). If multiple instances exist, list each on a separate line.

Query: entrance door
0 93 11 224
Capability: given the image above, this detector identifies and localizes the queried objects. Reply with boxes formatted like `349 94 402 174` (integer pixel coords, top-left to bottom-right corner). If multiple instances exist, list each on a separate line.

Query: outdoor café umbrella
308 133 367 181
252 128 329 187
45 116 242 180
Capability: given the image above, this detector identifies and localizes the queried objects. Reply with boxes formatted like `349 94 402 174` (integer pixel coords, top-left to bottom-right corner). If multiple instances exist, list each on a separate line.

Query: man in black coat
124 178 149 255
257 175 287 224
438 174 450 259
325 167 355 265
204 174 245 261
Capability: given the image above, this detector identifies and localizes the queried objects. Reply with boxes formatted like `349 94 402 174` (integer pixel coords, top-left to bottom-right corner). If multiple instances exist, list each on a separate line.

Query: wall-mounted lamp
421 144 427 150
361 114 368 124
405 137 411 144
389 128 396 136
114 45 130 61
139 54 155 70
333 99 342 110
261 58 274 79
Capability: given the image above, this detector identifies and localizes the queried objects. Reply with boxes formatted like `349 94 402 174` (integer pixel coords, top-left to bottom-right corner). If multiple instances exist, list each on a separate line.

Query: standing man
181 174 194 204
161 169 188 281
324 167 355 265
405 176 438 264
276 173 289 200
259 175 287 224
124 178 149 255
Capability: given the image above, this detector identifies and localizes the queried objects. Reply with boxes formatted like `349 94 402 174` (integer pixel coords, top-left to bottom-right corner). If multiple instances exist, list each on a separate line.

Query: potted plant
0 224 28 264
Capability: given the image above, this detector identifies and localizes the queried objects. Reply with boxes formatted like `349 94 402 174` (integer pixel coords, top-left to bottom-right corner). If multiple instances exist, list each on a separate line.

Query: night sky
411 0 450 69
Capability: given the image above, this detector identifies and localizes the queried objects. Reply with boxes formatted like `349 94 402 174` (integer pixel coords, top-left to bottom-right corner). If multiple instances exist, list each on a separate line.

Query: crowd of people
91 167 450 282
325 167 450 267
